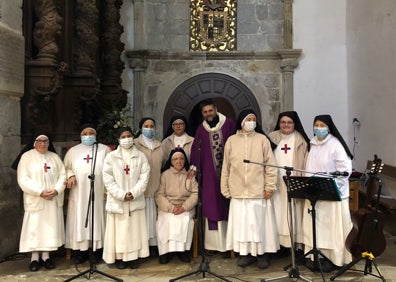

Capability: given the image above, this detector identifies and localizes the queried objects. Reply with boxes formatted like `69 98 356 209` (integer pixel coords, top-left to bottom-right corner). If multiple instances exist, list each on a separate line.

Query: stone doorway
163 72 261 136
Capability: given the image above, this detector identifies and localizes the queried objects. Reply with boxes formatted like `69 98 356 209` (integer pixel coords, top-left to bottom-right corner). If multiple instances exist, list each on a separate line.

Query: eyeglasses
35 139 49 144
172 123 185 127
280 121 294 125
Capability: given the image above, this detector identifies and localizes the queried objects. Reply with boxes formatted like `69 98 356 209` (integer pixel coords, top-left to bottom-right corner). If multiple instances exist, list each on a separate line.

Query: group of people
12 98 354 274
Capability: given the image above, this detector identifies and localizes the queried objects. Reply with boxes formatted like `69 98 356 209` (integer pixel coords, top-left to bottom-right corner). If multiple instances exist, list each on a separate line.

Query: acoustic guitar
345 155 386 258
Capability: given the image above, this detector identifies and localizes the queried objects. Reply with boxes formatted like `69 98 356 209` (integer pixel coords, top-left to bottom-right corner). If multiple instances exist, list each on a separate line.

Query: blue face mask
142 128 155 139
81 135 96 146
313 127 329 139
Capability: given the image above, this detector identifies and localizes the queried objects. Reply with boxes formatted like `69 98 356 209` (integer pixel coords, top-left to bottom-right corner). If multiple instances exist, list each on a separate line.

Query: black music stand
65 144 122 282
261 168 312 282
286 176 341 282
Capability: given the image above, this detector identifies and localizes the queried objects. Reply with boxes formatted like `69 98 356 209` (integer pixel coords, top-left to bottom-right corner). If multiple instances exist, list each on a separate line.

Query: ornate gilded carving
190 0 237 51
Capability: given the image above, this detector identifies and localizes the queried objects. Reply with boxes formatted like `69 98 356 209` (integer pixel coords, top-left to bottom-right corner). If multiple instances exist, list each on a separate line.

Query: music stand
169 141 231 282
261 168 312 282
287 176 341 282
65 143 122 282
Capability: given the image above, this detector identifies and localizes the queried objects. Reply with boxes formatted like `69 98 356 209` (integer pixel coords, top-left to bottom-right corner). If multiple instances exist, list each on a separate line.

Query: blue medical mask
142 128 155 139
313 127 329 139
81 135 96 146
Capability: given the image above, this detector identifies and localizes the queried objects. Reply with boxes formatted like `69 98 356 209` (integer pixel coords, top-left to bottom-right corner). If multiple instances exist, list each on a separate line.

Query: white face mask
119 137 134 149
243 121 256 132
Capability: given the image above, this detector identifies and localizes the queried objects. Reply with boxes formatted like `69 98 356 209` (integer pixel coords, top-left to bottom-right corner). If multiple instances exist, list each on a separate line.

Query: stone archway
163 72 262 136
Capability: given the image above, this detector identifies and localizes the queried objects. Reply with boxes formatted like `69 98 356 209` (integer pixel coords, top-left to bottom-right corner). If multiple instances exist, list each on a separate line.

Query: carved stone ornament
33 0 63 61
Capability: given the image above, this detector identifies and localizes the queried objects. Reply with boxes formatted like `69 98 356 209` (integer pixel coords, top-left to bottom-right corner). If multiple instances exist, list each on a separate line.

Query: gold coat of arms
190 0 237 51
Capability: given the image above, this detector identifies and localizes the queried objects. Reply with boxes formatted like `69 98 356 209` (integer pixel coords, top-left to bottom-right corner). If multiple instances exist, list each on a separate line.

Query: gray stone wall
127 0 298 135
138 54 282 135
141 0 284 51
0 0 24 259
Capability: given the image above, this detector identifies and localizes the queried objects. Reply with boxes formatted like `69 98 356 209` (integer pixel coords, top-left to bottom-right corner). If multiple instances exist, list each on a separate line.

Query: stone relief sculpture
33 0 63 61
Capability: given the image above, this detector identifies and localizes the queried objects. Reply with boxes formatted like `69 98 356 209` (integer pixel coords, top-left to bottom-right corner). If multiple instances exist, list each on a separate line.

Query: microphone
243 159 250 163
329 171 349 176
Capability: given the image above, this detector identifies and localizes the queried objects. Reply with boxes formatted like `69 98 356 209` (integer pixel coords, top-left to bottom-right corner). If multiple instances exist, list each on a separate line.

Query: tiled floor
0 214 395 282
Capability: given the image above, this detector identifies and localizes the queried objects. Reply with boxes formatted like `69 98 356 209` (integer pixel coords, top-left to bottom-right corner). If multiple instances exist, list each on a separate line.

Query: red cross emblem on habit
281 144 291 154
124 165 130 175
44 163 51 172
83 154 93 163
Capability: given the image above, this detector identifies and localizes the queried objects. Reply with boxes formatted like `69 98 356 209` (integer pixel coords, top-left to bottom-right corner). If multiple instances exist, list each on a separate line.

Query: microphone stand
65 143 122 282
169 140 231 282
244 160 345 282
243 160 311 282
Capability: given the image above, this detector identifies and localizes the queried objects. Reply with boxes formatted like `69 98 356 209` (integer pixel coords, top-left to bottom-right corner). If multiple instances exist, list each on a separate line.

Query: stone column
100 0 127 108
279 49 301 112
132 0 146 49
74 0 99 77
283 0 293 49
0 0 25 259
128 58 148 129
25 0 67 134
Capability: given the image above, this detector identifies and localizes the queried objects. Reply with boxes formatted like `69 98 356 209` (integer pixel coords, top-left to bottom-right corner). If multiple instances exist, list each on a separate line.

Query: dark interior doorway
163 72 261 137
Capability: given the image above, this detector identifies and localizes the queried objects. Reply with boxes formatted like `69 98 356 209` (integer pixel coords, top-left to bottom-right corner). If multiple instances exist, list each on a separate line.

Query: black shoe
295 249 305 259
128 259 139 269
272 246 290 259
221 250 232 259
237 255 257 267
149 246 159 257
204 250 218 257
72 250 88 264
93 249 103 264
115 259 127 269
159 254 170 264
177 251 191 263
29 260 40 272
294 250 306 265
257 254 270 269
42 258 55 269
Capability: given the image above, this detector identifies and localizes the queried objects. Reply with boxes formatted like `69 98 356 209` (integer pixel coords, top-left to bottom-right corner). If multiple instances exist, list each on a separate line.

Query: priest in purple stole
190 99 235 252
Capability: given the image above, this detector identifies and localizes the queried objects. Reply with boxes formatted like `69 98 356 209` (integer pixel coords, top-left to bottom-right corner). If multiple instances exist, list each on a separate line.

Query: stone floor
0 215 395 282
0 239 395 282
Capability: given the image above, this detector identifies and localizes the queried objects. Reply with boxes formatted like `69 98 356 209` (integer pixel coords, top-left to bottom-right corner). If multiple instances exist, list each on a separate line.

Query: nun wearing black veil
12 133 66 272
302 114 353 272
269 111 310 254
161 115 195 163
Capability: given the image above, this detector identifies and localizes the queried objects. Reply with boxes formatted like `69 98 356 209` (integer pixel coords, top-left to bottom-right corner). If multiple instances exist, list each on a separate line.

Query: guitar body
346 155 387 258
346 207 386 258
